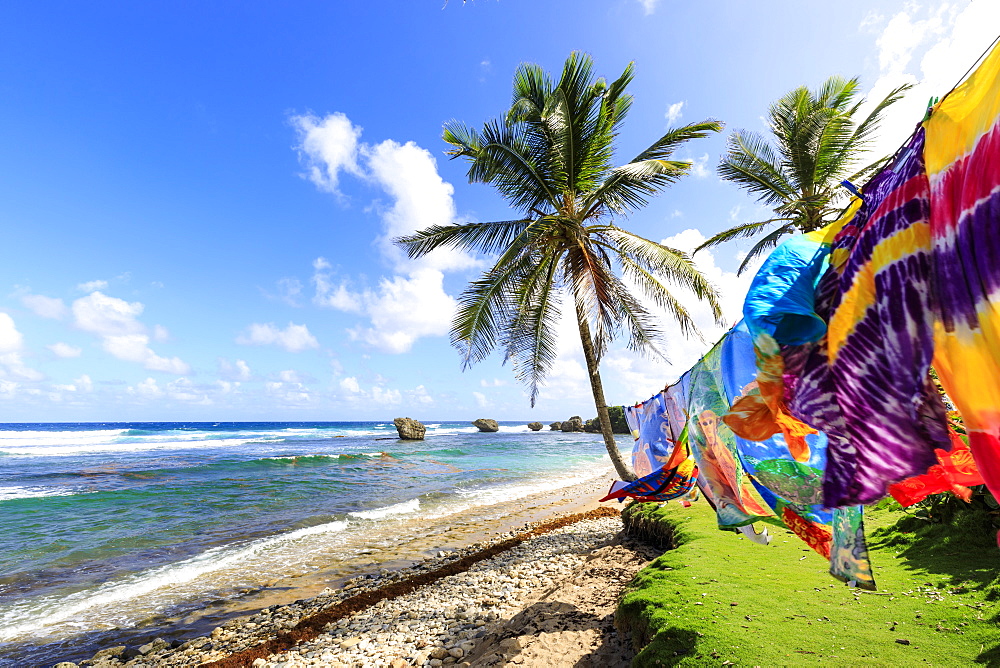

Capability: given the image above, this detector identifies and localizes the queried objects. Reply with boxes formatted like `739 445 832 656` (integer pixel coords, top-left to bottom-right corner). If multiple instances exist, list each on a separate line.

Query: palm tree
395 52 723 481
698 76 911 273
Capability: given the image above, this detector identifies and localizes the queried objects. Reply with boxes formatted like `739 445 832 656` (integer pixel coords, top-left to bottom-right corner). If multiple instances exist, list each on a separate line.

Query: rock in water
472 418 499 432
561 416 585 432
393 417 426 440
549 421 562 430
527 422 543 431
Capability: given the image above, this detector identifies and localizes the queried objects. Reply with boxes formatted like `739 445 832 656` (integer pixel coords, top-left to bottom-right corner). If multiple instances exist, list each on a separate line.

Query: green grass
616 500 1000 667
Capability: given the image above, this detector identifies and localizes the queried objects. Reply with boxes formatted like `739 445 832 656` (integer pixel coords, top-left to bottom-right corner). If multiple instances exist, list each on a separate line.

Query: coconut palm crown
396 52 724 481
698 76 911 273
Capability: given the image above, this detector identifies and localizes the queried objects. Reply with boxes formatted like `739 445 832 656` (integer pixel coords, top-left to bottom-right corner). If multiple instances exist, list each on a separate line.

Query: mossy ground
616 499 1000 667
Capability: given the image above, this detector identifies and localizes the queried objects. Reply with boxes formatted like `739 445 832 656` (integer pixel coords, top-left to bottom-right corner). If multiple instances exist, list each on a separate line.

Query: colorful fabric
685 337 775 527
729 211 859 462
888 432 985 507
625 394 681 478
600 458 699 503
925 40 1000 520
720 321 875 588
790 128 951 506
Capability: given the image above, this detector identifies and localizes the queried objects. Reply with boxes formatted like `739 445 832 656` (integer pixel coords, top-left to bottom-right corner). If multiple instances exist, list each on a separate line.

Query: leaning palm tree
698 76 911 273
395 53 723 482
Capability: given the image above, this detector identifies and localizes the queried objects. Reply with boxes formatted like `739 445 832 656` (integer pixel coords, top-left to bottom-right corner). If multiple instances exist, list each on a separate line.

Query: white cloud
73 292 146 336
473 391 490 408
0 313 25 353
364 138 478 273
859 10 884 32
236 322 319 353
77 280 109 293
292 112 362 196
265 380 315 406
409 384 434 405
637 0 659 16
22 294 67 319
860 2 1000 163
152 325 170 342
218 358 252 381
296 113 480 354
347 269 456 354
371 386 401 405
0 313 43 382
129 377 163 398
276 277 304 307
72 292 189 374
102 334 190 374
166 377 212 404
278 369 304 383
312 258 362 312
340 376 361 393
75 374 93 392
48 342 82 358
480 378 507 387
689 153 710 178
665 100 685 124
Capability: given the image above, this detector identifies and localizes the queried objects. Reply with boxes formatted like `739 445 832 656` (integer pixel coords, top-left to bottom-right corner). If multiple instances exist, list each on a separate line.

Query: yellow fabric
925 40 1000 175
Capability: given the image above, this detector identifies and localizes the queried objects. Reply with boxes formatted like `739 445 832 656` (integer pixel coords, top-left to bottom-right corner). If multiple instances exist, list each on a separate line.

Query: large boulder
561 416 585 432
549 421 562 431
583 417 601 433
393 417 426 440
527 421 543 431
472 418 499 433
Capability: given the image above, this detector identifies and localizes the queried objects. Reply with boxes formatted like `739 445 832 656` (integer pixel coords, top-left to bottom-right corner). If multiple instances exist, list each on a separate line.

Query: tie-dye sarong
925 41 1000 519
791 128 950 506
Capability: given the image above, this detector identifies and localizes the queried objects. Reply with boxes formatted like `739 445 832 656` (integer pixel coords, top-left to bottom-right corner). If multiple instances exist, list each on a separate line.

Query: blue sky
0 0 995 421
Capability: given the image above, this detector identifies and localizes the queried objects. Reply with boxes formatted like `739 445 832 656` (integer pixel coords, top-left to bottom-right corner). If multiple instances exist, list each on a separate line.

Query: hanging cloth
924 39 1000 538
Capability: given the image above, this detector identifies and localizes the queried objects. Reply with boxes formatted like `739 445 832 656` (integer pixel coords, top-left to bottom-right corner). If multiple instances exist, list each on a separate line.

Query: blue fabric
743 234 831 345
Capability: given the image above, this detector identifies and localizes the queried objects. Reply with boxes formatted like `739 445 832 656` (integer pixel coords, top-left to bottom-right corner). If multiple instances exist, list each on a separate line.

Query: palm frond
394 219 533 259
617 254 701 342
737 223 797 274
502 253 562 406
694 217 796 252
451 249 537 368
717 131 795 207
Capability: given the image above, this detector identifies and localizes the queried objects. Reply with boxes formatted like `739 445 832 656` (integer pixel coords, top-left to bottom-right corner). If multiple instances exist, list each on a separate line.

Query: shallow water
0 421 627 666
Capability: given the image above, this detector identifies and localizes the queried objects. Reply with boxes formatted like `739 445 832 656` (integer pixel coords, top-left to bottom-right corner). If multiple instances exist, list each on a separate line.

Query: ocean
0 421 627 666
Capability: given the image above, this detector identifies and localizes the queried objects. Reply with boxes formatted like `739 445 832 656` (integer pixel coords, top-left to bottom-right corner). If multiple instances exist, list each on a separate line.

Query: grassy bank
616 499 1000 666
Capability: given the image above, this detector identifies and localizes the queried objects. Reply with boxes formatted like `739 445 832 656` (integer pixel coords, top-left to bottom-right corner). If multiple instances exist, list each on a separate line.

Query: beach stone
561 416 584 432
449 647 465 658
472 418 499 432
53 663 78 668
340 637 363 650
252 659 267 667
393 417 426 440
549 421 562 430
527 422 543 431
91 646 127 661
429 646 450 659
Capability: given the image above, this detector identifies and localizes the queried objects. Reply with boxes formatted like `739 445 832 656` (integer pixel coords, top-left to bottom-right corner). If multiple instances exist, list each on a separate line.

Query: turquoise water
0 421 620 665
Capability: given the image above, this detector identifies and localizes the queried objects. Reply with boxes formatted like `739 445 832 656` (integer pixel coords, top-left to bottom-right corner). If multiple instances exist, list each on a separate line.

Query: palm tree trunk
575 302 637 482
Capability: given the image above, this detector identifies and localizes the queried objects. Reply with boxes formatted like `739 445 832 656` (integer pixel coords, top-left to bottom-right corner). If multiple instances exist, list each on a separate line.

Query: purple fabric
788 129 949 506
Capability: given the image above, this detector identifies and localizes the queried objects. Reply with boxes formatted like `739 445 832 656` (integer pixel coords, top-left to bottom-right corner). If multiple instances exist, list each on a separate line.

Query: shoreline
39 471 638 667
65 503 655 668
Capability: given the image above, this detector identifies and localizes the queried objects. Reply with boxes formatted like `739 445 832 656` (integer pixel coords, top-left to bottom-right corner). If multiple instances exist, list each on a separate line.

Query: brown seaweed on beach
200 506 620 668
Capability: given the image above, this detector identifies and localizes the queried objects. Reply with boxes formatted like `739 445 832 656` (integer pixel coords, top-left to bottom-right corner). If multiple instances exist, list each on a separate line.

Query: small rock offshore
63 515 623 668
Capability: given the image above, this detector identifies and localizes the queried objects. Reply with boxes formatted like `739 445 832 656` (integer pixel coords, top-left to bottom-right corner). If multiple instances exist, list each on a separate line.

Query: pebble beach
58 504 657 668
